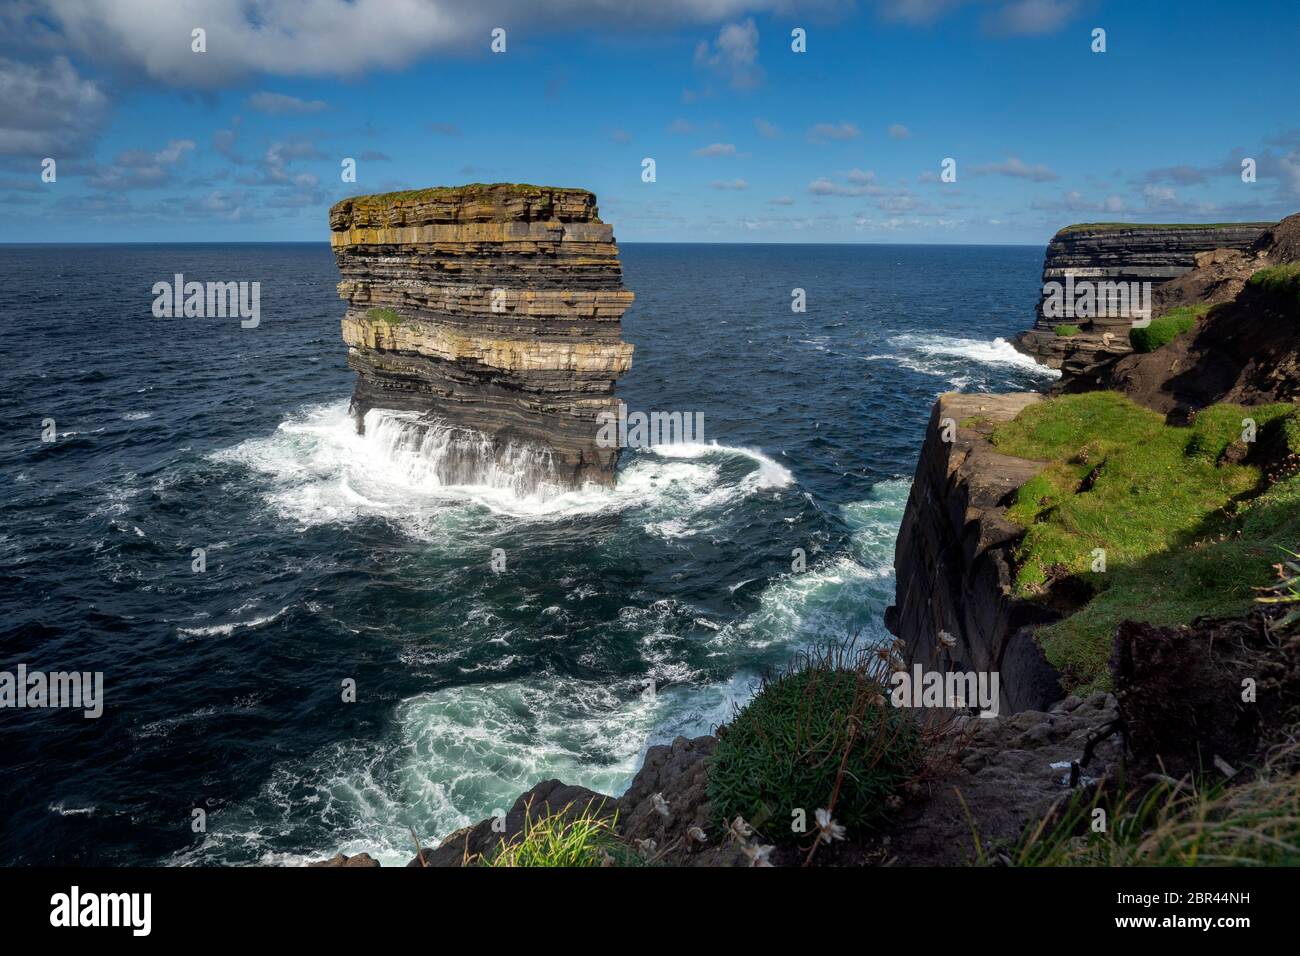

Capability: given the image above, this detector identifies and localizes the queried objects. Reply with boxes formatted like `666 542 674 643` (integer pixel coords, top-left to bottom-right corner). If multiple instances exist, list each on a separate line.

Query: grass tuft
999 739 1300 866
365 307 402 326
1129 303 1209 353
707 643 923 842
479 800 635 867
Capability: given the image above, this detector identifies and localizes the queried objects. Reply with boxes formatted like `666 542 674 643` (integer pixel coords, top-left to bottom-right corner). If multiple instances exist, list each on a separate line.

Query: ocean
0 242 1057 865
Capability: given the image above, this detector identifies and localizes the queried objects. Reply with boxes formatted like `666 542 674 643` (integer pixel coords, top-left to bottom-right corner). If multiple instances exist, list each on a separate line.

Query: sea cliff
329 183 634 492
1013 222 1269 378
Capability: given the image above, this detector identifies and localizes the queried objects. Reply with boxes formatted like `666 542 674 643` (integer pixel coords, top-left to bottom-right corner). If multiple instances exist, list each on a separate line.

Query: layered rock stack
329 183 634 492
1013 222 1270 376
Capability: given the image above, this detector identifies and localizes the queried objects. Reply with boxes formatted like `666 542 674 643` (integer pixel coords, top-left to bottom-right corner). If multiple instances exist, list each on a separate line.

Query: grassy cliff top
989 391 1300 693
1056 221 1272 235
336 183 593 209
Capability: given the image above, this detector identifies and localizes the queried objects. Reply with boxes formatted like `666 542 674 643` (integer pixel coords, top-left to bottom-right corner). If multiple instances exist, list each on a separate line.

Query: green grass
479 800 636 867
365 307 402 326
995 746 1300 866
1057 222 1270 235
1054 324 1083 337
708 645 922 841
341 183 591 207
1246 262 1300 312
1128 303 1210 352
989 392 1300 692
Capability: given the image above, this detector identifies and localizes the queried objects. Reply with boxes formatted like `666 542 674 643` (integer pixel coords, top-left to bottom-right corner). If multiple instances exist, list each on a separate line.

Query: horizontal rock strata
329 183 634 492
1074 212 1300 411
1014 222 1270 377
886 392 1065 715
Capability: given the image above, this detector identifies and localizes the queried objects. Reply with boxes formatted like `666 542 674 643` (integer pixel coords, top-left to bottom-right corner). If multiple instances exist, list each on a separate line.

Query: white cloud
887 123 911 139
807 122 861 143
971 156 1057 181
694 142 738 157
808 172 879 196
710 178 749 190
0 55 108 158
39 1 802 87
983 0 1079 36
88 138 194 190
754 117 782 139
875 0 972 24
693 18 763 90
248 92 329 115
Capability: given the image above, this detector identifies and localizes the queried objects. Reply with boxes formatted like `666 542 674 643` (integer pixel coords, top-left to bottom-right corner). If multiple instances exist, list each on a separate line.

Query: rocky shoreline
316 208 1300 868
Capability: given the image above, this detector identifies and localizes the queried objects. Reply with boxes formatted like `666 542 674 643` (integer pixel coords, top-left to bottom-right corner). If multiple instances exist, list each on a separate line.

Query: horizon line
0 238 1045 247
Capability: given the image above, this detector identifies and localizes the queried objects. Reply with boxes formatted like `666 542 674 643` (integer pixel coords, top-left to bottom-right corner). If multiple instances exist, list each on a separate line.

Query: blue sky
3 0 1299 243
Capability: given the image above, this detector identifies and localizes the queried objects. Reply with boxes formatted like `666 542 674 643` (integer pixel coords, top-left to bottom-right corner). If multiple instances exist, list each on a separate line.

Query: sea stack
328 183 634 493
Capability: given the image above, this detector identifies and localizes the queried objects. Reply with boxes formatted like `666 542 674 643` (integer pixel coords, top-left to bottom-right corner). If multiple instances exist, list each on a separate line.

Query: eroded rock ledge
329 183 634 491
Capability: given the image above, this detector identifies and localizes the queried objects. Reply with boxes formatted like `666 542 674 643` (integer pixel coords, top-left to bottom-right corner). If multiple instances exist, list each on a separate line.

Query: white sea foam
213 401 794 533
176 606 290 639
191 402 910 868
866 333 1060 381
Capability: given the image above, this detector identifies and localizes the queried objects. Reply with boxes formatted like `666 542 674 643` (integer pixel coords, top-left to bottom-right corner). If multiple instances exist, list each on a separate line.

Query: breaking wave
865 333 1060 387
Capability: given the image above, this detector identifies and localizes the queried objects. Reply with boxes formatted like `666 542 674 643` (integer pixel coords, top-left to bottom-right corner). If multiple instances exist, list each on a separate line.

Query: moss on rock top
1056 221 1272 236
335 183 593 209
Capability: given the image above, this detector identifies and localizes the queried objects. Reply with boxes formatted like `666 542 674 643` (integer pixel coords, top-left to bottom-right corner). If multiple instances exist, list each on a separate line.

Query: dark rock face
887 392 1065 715
1014 222 1270 379
1111 616 1300 779
329 184 634 493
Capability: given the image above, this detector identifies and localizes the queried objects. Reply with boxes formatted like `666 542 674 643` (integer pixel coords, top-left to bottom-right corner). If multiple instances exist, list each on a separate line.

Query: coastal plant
707 643 923 843
1128 304 1208 352
997 741 1300 866
478 799 638 867
365 306 403 327
1256 548 1300 633
1054 324 1082 337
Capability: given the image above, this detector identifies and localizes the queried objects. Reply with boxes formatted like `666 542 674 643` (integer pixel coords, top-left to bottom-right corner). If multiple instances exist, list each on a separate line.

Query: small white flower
728 815 754 844
652 792 670 820
743 842 775 867
938 630 956 649
814 808 846 844
687 825 707 844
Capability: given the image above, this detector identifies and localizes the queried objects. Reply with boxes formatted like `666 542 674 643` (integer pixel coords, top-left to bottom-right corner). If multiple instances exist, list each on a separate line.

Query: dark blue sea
0 242 1056 865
